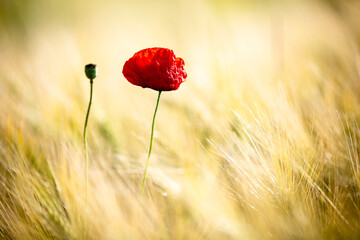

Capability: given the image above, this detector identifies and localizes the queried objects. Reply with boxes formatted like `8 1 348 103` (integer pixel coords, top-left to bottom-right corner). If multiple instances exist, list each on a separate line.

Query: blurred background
1 0 360 239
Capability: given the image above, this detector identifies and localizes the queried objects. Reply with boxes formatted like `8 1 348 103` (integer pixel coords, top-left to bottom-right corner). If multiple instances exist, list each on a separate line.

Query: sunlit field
1 0 360 239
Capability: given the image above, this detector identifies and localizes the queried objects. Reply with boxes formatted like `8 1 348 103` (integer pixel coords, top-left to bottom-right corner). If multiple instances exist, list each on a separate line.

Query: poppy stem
141 90 162 199
83 80 93 204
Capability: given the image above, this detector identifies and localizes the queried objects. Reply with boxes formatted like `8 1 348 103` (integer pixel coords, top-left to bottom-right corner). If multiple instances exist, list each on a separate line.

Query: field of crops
1 0 360 239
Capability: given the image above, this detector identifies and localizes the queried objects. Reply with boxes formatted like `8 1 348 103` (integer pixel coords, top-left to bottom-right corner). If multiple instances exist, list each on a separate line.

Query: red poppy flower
122 47 187 91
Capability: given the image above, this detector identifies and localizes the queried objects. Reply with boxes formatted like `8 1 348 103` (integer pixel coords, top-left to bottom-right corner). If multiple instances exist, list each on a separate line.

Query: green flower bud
85 64 97 81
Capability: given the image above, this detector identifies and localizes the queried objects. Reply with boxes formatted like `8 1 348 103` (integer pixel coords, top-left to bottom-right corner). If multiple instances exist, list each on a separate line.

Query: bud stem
83 80 93 203
141 90 162 200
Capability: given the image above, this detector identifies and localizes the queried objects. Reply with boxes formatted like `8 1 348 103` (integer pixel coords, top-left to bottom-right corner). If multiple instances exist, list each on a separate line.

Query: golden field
1 0 360 239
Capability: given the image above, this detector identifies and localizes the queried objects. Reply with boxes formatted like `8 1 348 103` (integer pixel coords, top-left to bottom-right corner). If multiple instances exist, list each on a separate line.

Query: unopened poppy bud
85 64 97 81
